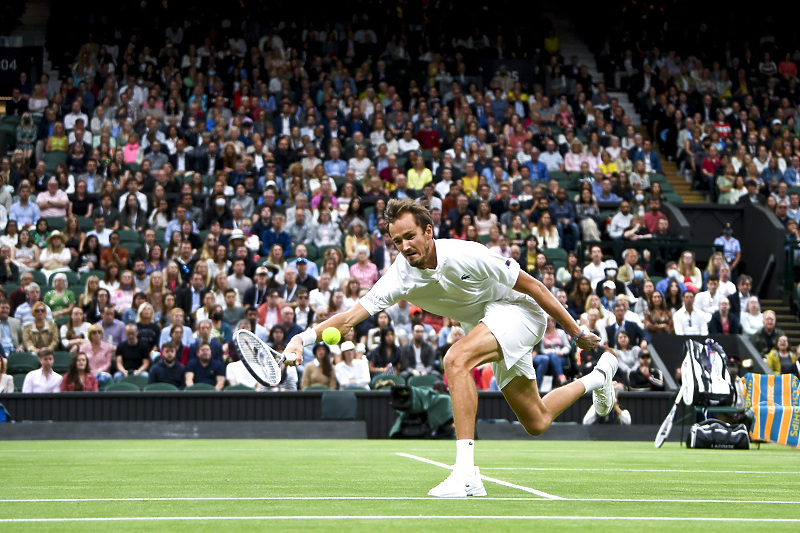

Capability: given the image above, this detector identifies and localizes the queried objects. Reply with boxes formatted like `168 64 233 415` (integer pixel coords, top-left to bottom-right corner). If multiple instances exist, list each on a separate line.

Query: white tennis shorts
480 298 546 389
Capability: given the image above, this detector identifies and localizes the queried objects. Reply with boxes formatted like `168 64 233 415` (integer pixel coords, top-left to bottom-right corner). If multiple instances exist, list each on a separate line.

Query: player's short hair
385 198 433 232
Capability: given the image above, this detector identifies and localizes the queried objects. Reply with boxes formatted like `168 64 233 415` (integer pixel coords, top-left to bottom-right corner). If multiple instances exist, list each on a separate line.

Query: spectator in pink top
349 245 379 289
37 177 70 218
79 323 115 387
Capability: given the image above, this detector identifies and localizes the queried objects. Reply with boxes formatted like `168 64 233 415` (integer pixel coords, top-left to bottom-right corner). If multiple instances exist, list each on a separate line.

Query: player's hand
574 326 601 351
284 335 305 366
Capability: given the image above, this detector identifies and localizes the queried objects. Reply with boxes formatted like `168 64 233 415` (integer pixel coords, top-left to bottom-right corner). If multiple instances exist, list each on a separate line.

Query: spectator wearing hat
40 230 72 279
627 351 664 391
243 266 274 308
334 340 370 389
594 265 627 297
293 258 318 291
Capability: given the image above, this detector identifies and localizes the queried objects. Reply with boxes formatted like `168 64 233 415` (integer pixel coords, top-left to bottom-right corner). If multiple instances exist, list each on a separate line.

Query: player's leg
428 323 503 498
502 351 618 436
441 322 504 440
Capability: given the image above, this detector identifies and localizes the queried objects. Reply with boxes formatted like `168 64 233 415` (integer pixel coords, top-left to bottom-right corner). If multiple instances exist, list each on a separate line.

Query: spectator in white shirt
694 275 721 319
583 244 615 290
22 350 62 392
672 291 709 335
334 341 370 389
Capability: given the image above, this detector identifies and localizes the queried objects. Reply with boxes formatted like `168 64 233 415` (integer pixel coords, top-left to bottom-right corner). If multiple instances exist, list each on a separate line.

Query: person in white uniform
284 199 616 498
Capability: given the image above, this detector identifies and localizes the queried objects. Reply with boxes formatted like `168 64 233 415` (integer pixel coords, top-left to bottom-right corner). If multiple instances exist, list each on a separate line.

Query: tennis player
285 198 616 497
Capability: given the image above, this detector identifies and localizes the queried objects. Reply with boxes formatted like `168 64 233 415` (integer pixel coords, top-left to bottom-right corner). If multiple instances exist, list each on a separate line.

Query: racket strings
236 332 281 386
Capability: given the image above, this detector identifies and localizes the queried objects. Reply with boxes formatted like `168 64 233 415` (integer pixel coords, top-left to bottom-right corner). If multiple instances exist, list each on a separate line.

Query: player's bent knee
520 413 552 436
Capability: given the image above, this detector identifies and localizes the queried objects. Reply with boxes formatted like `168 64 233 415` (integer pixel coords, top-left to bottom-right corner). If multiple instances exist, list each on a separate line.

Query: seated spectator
751 310 785 356
740 296 764 336
334 340 370 389
708 297 742 335
349 245 379 289
643 291 674 334
184 342 226 390
301 342 339 390
79 323 114 387
114 323 152 382
22 349 62 393
662 279 685 313
59 352 99 392
694 275 721 317
672 291 709 336
627 351 664 391
677 250 702 293
605 302 650 350
366 325 400 377
148 342 186 389
534 317 574 385
22 302 60 354
613 329 643 382
396 324 440 380
765 335 797 376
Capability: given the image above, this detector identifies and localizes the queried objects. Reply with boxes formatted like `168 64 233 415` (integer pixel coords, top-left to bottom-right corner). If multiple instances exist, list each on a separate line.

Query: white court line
1 496 797 505
2 516 800 523
485 467 799 475
397 452 564 500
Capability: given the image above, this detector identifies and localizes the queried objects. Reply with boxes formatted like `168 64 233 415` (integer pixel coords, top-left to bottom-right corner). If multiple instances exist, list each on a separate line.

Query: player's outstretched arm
512 269 601 351
284 303 371 364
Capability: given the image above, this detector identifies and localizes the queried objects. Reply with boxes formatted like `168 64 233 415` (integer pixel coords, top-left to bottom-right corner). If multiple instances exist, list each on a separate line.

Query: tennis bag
680 339 736 407
686 418 750 449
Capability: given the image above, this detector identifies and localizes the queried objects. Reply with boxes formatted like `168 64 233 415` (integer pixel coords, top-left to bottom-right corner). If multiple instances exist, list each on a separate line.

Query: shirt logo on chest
460 274 471 281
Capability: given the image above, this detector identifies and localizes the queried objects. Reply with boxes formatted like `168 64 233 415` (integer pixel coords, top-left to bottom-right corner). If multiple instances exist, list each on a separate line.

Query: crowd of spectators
3 2 800 393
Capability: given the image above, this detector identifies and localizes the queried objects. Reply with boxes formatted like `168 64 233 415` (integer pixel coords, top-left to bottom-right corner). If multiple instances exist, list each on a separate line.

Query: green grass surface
1 439 799 532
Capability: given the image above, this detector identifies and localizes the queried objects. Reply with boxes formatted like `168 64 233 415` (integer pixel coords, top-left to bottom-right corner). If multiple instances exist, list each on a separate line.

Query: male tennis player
285 198 615 497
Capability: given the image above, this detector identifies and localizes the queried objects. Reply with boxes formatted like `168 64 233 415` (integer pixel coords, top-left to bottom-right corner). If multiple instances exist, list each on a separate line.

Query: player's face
388 213 435 269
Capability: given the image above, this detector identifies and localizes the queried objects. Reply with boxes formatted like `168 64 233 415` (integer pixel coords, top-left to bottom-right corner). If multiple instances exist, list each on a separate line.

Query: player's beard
404 241 431 268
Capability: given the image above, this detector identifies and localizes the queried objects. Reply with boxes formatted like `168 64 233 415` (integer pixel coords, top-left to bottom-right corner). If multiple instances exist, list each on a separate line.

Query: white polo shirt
22 369 62 393
360 239 542 331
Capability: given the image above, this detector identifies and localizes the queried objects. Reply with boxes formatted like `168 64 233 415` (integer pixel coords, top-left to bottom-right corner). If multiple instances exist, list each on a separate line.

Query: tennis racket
233 329 297 386
654 388 683 448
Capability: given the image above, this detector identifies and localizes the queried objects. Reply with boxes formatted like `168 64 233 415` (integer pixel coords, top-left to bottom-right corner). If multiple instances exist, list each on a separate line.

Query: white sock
578 368 604 392
453 439 475 474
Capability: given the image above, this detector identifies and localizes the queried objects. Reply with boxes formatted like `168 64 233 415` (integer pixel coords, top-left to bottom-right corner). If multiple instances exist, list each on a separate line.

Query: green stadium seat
43 151 68 173
77 216 94 232
407 374 440 389
117 229 142 243
54 316 69 328
184 383 218 391
143 382 179 392
52 352 73 374
650 173 667 184
7 352 40 374
550 171 569 182
4 283 20 295
13 373 26 391
224 384 255 391
104 382 140 392
543 248 569 266
119 374 149 390
303 385 332 390
370 374 406 390
304 243 319 261
45 217 65 231
320 391 357 420
477 234 492 244
31 270 47 286
663 192 684 204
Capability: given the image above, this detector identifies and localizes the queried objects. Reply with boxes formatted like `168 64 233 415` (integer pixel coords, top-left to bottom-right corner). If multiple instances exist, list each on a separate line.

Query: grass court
2 439 799 531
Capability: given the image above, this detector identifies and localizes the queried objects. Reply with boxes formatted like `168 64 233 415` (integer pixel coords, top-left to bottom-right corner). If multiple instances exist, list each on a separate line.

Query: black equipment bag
686 418 750 449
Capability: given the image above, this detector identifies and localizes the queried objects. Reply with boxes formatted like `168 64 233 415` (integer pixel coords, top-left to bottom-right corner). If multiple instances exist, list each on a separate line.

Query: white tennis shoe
428 467 487 498
592 351 618 417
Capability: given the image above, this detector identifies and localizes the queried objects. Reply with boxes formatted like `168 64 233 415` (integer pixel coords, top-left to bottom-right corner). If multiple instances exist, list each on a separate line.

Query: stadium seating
407 374 440 389
370 374 405 389
13 373 26 392
224 384 255 391
104 382 140 392
184 383 218 392
119 374 149 390
52 352 72 374
143 382 179 392
7 352 39 374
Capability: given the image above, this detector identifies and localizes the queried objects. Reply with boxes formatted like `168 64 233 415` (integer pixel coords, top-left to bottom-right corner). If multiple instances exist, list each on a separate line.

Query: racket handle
281 353 298 363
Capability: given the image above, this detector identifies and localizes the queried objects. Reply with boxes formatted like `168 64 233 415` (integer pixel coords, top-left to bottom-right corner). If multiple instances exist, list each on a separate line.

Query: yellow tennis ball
322 327 341 345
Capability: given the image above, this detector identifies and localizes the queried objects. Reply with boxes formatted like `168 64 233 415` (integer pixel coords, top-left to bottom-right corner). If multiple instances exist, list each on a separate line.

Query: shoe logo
461 274 471 280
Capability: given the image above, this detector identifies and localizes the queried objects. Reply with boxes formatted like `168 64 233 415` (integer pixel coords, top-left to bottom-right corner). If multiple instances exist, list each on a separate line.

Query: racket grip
282 353 298 363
